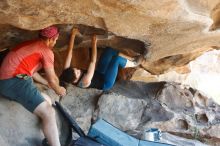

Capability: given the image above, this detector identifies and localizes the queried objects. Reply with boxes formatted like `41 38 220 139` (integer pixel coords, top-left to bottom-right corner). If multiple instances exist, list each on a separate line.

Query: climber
0 26 66 146
59 28 144 90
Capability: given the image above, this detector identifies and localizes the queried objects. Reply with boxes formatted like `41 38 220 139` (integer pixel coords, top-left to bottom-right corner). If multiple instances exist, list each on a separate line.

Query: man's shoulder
29 39 52 53
22 39 48 49
31 39 47 48
12 39 43 51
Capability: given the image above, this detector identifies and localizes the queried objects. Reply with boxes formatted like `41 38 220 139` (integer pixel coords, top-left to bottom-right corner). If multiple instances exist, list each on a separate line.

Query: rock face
1 81 220 146
0 24 146 78
2 0 220 88
1 1 220 145
133 49 220 106
1 0 220 73
0 97 43 146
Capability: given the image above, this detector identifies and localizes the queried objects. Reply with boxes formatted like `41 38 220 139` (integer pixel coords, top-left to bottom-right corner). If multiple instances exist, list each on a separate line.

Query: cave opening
0 24 148 80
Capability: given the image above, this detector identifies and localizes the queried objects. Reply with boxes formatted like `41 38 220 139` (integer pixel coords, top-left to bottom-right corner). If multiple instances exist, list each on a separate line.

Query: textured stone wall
1 81 220 145
1 0 220 63
2 0 220 103
1 1 220 145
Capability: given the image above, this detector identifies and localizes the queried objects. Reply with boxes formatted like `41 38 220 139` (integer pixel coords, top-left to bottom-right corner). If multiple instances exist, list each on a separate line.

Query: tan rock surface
2 0 220 98
1 0 220 63
2 1 220 145
2 0 220 102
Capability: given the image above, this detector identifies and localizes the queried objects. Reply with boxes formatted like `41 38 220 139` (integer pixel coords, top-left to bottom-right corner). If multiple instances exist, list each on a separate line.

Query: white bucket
143 128 162 142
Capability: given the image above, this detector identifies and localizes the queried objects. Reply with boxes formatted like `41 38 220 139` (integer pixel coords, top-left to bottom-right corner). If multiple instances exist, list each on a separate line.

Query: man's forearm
45 67 66 96
48 76 62 94
33 72 48 86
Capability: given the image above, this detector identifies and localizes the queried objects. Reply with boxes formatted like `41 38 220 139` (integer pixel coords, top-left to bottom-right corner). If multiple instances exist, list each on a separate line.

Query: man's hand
56 86 66 97
44 68 67 97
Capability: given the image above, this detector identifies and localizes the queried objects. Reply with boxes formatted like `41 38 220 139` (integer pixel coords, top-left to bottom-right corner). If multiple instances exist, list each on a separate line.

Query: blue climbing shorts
0 75 45 112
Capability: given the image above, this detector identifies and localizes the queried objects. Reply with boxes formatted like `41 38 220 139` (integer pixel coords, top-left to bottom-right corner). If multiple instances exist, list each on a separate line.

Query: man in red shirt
0 26 66 146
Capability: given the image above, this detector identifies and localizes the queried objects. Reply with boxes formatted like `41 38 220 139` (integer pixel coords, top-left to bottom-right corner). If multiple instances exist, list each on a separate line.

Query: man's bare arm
33 72 48 86
44 68 66 96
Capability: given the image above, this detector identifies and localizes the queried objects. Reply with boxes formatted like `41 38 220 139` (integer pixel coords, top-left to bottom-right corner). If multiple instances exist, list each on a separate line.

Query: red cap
39 26 59 39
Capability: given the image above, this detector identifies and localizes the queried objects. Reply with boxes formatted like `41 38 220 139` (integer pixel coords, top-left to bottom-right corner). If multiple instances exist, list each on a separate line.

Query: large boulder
1 0 220 74
0 85 102 146
0 97 43 146
2 1 220 106
1 81 220 145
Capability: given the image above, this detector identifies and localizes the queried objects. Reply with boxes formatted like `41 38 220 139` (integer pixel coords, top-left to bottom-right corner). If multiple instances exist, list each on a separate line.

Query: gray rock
94 92 146 131
0 97 43 146
1 81 220 145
